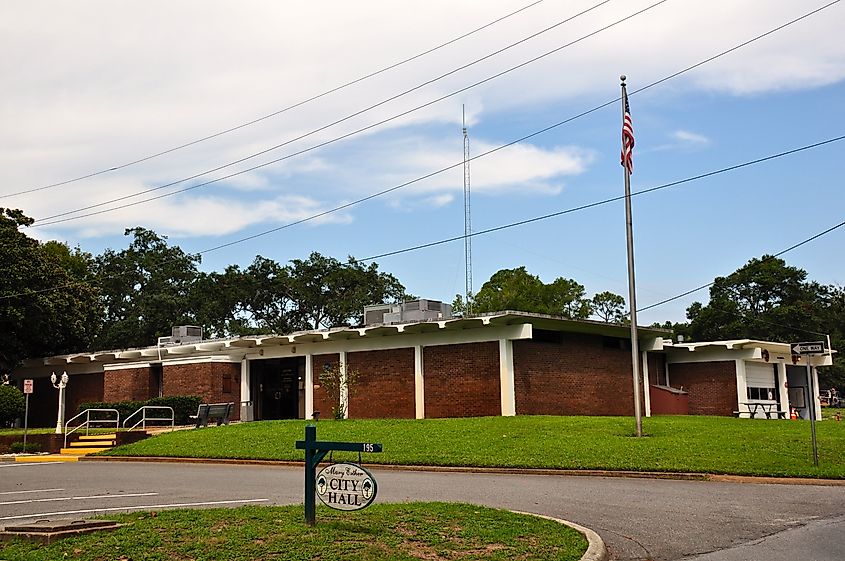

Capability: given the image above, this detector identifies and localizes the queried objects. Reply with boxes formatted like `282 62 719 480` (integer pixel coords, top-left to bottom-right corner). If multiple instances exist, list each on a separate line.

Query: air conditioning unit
363 300 452 325
171 325 202 344
363 305 401 326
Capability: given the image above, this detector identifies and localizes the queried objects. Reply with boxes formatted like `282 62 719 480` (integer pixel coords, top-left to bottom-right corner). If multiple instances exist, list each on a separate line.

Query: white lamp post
51 371 69 435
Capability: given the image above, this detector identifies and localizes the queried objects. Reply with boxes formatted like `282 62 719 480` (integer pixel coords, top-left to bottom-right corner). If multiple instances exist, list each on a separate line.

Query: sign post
791 341 826 466
295 425 382 526
22 379 33 453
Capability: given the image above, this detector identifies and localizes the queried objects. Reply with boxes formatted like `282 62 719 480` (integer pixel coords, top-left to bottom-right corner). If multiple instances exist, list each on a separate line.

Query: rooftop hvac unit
171 325 202 344
363 304 401 326
363 300 452 325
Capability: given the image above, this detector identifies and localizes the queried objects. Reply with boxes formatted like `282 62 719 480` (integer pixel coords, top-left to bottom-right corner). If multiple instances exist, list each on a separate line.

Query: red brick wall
513 335 645 416
423 342 500 418
312 354 339 418
347 348 415 419
104 367 153 402
163 362 241 420
668 361 738 416
67 372 105 415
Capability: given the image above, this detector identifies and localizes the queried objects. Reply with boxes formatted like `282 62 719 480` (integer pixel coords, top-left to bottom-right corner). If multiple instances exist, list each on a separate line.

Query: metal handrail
123 406 175 432
64 408 120 448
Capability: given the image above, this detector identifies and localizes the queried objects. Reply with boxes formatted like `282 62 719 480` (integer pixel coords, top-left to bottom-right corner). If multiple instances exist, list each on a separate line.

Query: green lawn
100 415 845 478
0 503 587 561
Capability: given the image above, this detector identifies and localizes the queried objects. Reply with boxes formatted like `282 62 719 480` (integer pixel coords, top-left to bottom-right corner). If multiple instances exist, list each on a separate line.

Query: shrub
10 441 41 453
0 385 26 427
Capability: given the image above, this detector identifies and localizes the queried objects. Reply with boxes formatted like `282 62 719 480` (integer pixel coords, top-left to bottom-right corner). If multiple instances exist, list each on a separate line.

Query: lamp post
51 371 69 435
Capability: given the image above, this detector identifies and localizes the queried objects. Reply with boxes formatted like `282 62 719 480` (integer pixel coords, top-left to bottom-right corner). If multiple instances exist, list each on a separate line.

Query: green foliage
94 228 200 350
79 395 202 426
590 291 626 322
686 256 844 389
0 208 100 373
318 362 361 420
192 252 410 336
103 416 845 479
9 441 40 453
469 267 591 318
0 504 587 561
0 385 25 426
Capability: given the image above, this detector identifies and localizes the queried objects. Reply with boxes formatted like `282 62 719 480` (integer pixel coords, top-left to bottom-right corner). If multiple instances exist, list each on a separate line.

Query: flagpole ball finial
620 74 626 82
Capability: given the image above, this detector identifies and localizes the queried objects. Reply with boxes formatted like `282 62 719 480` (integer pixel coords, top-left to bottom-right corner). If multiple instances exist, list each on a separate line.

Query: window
747 386 775 401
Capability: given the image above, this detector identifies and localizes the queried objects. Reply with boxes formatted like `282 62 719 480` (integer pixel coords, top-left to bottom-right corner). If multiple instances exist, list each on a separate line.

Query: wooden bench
190 402 234 428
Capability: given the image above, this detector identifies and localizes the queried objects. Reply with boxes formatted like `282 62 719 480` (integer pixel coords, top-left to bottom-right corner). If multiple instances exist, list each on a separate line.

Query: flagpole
621 75 643 437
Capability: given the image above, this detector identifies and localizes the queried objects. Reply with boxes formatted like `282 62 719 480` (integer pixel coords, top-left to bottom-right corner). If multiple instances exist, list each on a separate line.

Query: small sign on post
791 341 827 467
22 379 33 453
295 425 382 526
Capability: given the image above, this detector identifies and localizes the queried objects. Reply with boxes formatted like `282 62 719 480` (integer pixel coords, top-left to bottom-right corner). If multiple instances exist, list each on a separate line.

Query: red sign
23 379 33 394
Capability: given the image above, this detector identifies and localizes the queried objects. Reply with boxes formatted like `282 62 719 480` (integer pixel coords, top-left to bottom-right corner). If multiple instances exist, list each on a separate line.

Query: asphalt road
1 461 843 561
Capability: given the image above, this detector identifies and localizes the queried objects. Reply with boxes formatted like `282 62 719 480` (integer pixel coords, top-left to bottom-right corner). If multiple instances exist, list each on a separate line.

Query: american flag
621 90 634 175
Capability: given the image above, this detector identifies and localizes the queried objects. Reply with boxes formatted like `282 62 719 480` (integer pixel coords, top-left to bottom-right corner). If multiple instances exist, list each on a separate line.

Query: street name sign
791 341 825 355
316 463 377 510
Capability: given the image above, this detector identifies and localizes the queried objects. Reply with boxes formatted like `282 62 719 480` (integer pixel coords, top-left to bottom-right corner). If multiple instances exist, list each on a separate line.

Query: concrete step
59 447 110 456
69 440 115 447
15 454 78 463
77 434 117 441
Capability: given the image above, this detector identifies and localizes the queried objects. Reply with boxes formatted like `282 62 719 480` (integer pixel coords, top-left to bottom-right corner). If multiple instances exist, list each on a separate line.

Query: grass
0 503 587 561
101 415 845 478
0 427 120 436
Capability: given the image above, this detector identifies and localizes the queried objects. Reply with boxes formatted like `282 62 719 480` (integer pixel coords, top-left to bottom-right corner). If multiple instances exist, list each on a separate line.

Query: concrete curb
514 511 608 561
80 456 845 486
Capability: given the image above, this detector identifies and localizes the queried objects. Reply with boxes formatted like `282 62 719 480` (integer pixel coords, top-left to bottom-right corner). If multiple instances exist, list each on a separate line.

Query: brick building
11 312 832 427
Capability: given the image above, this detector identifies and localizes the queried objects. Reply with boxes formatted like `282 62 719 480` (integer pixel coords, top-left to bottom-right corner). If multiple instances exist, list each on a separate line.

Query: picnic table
734 402 787 419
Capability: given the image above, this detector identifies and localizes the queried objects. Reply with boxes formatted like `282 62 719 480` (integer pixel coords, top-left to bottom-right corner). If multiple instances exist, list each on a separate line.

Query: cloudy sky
2 0 844 324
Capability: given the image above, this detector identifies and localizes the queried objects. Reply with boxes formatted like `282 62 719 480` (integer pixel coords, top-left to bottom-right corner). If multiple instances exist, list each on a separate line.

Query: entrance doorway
251 357 305 420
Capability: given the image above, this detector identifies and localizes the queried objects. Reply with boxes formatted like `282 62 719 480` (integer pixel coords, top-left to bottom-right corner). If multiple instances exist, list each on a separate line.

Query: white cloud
1 0 842 245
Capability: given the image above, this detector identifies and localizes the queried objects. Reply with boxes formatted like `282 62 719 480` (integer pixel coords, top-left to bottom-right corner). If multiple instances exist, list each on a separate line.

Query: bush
10 441 41 453
79 395 203 427
0 385 26 427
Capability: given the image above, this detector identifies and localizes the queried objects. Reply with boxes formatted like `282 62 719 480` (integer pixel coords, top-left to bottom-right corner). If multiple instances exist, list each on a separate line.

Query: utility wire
32 0 836 231
34 0 664 226
357 135 845 261
3 136 843 302
1 0 547 199
637 218 845 312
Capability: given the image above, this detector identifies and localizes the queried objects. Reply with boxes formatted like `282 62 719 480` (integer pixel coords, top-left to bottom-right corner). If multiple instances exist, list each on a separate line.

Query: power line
1 0 547 200
357 135 845 261
4 136 843 302
32 0 836 232
33 0 664 227
637 218 845 313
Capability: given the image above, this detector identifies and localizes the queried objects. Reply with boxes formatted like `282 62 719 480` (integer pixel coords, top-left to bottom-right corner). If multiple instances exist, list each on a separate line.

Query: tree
94 227 200 349
590 291 626 323
0 209 100 373
470 267 591 318
0 384 25 427
318 362 361 420
287 253 408 330
686 256 844 389
686 256 824 343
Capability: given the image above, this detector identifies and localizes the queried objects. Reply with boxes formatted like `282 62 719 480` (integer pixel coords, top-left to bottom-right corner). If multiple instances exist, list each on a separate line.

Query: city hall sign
316 463 377 511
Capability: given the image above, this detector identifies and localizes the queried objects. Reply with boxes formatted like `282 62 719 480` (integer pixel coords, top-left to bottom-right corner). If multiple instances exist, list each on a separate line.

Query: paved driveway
1 461 843 560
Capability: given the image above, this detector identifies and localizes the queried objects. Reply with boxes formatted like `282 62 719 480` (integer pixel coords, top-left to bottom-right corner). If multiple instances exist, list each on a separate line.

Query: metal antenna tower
462 105 473 314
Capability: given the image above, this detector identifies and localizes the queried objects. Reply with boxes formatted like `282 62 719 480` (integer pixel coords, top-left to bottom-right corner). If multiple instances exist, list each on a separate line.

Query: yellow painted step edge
69 441 115 447
60 447 110 455
15 455 78 463
77 434 117 440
